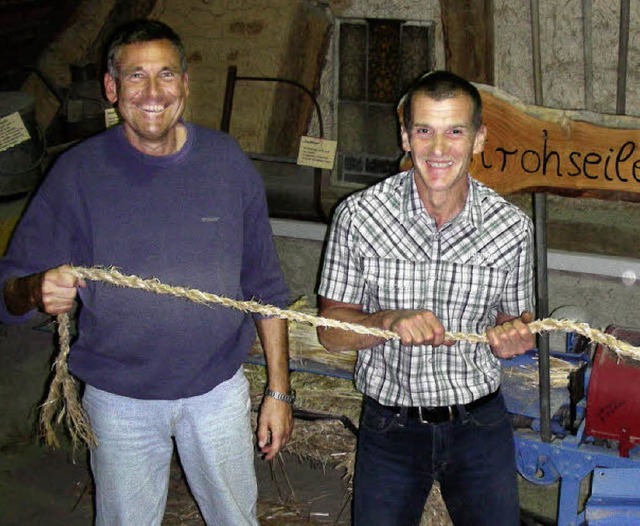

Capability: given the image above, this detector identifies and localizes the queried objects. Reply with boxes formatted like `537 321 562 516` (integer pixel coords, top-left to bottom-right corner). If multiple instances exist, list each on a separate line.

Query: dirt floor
0 441 351 526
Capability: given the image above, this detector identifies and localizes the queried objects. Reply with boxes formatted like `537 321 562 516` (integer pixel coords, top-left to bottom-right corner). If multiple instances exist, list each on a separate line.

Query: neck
416 180 468 229
125 123 187 157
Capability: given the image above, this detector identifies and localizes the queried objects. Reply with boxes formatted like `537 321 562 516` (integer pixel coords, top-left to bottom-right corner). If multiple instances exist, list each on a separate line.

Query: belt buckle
418 405 453 424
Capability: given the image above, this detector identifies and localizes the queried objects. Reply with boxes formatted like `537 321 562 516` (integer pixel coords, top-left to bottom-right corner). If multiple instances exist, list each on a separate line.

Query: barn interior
1 1 639 525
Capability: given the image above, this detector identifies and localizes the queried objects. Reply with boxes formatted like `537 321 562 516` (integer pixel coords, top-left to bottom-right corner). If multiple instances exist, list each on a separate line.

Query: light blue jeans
82 367 258 526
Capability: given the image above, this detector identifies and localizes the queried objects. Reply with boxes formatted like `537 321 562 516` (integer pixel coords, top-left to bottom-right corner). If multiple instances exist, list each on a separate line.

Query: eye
450 128 465 136
160 70 177 79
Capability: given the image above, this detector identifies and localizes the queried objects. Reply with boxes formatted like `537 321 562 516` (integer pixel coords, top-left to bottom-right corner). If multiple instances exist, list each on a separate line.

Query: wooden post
439 0 494 84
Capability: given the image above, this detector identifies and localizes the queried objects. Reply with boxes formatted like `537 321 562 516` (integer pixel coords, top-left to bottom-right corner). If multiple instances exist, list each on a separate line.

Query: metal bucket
64 63 108 142
0 91 45 196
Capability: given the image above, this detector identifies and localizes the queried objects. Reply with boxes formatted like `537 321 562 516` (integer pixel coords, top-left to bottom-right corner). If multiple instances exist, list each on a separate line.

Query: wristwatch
264 387 296 404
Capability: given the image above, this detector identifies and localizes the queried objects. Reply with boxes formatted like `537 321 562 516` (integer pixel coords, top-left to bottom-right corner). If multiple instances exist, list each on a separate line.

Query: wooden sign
472 85 640 202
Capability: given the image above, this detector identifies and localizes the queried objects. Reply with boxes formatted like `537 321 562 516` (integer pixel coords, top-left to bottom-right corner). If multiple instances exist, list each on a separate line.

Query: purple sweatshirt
0 123 290 399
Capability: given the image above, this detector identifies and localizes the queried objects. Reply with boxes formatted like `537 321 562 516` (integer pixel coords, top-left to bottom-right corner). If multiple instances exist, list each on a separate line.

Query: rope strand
40 265 640 448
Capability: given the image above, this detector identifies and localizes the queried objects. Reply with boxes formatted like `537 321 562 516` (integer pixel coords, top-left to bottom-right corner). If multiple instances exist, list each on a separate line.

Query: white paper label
297 136 337 170
0 112 30 152
104 108 120 128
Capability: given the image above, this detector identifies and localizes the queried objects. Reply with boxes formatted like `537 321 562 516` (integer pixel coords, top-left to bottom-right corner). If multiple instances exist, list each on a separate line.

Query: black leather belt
401 389 500 424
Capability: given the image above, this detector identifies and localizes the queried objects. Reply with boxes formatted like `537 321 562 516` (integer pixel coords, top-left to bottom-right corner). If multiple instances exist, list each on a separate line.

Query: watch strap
264 387 296 404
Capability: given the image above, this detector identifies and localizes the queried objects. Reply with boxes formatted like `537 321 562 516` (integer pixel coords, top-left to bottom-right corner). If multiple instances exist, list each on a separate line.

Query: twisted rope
41 265 640 448
40 312 96 448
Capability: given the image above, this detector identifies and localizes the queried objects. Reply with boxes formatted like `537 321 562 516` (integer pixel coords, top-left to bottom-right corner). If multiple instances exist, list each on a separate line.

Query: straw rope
40 265 640 448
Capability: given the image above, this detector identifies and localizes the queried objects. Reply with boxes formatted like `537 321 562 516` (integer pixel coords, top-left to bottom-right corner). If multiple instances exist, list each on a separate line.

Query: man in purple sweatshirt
0 19 292 525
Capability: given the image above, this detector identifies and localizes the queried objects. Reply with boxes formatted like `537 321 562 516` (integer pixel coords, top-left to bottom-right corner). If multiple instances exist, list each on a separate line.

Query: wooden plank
265 3 331 157
472 85 640 202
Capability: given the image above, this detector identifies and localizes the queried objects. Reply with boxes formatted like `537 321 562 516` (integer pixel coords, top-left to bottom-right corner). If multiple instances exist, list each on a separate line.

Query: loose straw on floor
41 265 640 448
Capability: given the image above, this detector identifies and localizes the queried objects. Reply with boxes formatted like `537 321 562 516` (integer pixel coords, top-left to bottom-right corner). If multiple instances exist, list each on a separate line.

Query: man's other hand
381 309 451 347
257 396 293 461
40 265 86 315
487 311 535 359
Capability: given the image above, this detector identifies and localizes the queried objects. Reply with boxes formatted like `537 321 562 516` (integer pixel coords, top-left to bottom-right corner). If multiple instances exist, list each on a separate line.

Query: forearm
3 273 43 316
254 315 293 460
255 316 290 392
317 304 387 352
318 297 449 349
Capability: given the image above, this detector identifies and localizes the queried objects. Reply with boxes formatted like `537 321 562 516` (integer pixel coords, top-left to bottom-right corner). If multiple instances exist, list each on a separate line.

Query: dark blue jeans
353 391 519 526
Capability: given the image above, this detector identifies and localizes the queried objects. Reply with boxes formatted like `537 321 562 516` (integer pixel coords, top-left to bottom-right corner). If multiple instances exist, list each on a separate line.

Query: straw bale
249 298 357 373
502 355 581 388
422 483 453 526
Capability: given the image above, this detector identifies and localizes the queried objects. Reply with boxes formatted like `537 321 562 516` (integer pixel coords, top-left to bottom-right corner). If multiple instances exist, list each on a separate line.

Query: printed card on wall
297 136 337 170
104 108 121 128
0 112 30 153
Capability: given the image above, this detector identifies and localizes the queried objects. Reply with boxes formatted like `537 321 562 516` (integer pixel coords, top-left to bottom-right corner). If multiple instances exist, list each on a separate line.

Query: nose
431 132 447 155
144 77 161 98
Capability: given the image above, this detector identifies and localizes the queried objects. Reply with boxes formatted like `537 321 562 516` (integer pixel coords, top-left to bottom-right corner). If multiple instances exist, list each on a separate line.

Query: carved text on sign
470 86 640 201
480 130 640 183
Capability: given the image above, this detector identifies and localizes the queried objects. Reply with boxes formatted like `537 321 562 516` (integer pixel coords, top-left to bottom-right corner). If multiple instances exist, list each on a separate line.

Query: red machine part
585 325 640 457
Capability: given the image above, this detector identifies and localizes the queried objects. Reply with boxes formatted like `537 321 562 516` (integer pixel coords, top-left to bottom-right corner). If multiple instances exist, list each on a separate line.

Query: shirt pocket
361 257 510 327
438 261 510 327
362 257 431 311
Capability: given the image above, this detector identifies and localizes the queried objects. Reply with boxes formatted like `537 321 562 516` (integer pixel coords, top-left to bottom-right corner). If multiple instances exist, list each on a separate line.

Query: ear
104 72 118 104
401 125 411 152
472 124 487 155
183 71 190 97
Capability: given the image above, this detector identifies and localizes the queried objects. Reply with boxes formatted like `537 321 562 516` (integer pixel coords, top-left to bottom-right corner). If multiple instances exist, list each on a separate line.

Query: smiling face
401 92 486 214
104 39 189 156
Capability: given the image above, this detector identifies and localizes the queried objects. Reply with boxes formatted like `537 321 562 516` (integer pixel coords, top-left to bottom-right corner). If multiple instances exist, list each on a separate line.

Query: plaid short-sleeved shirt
318 171 535 407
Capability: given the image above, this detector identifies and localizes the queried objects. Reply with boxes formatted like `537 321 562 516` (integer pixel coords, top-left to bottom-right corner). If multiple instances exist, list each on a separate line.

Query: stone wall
149 0 331 154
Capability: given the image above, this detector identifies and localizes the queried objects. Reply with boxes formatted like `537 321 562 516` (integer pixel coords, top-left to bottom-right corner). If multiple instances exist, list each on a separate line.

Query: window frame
332 17 435 188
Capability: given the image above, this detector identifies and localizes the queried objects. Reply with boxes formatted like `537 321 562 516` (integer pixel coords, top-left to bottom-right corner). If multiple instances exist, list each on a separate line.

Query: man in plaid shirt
317 71 535 526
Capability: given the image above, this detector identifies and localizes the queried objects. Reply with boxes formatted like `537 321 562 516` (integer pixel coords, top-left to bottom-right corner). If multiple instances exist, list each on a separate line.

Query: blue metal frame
503 350 640 525
587 467 640 525
515 428 640 525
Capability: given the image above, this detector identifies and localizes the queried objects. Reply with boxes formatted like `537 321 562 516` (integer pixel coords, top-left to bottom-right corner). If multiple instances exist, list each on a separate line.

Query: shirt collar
455 176 484 233
401 170 484 233
400 169 424 222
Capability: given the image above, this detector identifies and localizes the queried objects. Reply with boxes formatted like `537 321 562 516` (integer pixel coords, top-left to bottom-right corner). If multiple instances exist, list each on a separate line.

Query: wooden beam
439 0 494 84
